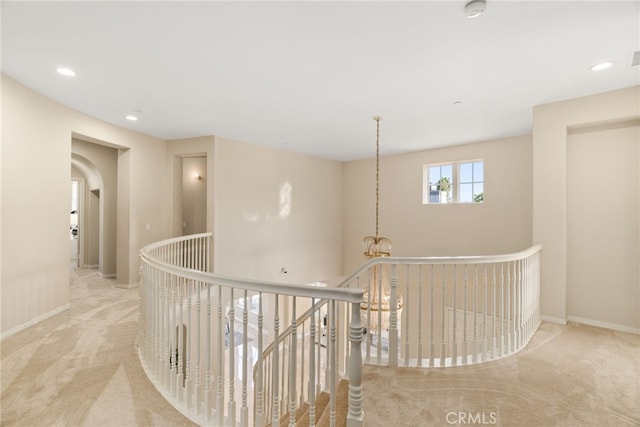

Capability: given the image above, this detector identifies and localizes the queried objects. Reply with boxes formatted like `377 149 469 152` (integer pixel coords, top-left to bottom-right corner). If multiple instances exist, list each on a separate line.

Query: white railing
338 245 543 367
138 234 541 426
137 233 365 427
254 245 542 424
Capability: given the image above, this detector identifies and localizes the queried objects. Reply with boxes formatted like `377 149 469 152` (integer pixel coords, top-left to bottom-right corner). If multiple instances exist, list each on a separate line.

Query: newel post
347 302 364 427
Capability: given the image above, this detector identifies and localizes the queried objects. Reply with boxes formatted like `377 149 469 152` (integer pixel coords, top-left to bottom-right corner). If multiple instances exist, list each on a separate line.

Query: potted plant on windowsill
436 177 451 203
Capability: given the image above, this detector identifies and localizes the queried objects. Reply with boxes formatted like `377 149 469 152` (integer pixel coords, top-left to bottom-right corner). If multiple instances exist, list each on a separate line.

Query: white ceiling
2 1 638 161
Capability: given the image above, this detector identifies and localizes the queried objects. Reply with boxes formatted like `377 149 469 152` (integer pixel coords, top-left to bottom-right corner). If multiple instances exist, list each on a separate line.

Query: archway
70 144 117 278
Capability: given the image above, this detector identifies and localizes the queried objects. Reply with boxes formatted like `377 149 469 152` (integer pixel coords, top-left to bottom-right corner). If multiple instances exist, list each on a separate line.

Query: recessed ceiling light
590 62 613 71
56 67 76 77
126 110 142 121
464 0 486 19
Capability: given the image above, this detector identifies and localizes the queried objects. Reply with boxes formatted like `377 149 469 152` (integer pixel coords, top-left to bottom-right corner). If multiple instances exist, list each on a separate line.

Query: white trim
100 272 116 279
540 315 567 325
116 281 139 289
566 315 640 335
137 347 205 426
0 303 71 341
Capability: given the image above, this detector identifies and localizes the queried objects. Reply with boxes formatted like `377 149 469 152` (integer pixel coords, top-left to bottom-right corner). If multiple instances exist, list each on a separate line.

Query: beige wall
566 122 639 332
533 86 640 330
2 76 71 337
213 137 344 285
1 75 170 337
343 135 533 274
181 157 208 235
167 136 215 238
2 70 638 339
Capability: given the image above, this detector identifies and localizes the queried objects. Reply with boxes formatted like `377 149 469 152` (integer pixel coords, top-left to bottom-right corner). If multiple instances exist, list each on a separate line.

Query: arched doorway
70 144 117 278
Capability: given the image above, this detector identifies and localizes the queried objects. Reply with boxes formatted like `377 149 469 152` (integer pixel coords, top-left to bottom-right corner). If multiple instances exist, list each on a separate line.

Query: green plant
474 192 484 202
436 177 451 192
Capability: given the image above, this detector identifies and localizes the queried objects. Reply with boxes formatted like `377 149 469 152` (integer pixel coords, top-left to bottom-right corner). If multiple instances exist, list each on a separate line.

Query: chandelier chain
374 116 381 240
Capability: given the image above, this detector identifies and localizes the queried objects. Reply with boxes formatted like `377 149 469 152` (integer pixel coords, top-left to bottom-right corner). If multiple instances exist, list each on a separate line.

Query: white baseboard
100 272 116 279
1 303 71 341
82 264 99 269
540 315 567 325
116 281 139 289
566 315 640 335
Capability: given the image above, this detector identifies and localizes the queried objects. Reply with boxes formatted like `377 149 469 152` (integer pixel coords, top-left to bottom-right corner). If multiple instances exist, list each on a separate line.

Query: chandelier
361 116 403 333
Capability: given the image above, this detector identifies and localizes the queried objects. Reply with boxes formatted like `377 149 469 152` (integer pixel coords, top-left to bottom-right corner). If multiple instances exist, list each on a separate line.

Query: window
423 160 483 204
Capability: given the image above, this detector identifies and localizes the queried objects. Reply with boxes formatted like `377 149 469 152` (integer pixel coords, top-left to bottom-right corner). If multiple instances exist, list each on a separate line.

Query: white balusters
440 264 446 367
362 275 370 364
507 261 512 354
271 295 280 427
138 233 539 427
288 297 297 427
491 265 497 360
452 266 458 366
299 322 305 407
241 290 249 427
347 301 364 427
255 292 264 427
308 299 317 426
499 263 505 357
205 283 212 422
389 264 399 367
185 280 192 408
316 306 323 398
429 265 435 367
417 265 424 367
195 281 202 415
482 264 488 361
404 265 410 367
216 286 224 426
329 300 337 427
472 265 479 364
462 265 468 365
177 279 184 402
228 288 236 427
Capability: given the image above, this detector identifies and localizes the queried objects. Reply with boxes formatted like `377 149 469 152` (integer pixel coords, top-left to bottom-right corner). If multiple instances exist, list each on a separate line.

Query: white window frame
422 159 484 204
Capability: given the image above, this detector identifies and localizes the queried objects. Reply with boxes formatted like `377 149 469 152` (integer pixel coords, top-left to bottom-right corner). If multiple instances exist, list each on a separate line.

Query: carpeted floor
0 268 195 427
1 268 639 426
362 322 640 426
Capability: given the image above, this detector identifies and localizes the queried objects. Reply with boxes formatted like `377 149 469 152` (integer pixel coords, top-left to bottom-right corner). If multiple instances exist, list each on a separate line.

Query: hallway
1 268 639 426
0 268 194 426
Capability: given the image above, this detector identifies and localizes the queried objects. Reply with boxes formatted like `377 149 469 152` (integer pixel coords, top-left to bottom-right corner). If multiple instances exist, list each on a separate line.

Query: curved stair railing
138 233 541 427
137 233 364 427
333 245 542 368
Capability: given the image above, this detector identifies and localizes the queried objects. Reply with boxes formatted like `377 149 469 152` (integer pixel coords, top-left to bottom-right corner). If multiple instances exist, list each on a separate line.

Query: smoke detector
465 0 486 18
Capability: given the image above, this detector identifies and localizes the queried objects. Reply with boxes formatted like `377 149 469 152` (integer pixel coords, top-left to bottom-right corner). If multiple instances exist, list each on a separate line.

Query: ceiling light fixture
590 62 613 71
56 67 76 77
464 0 486 18
125 109 142 121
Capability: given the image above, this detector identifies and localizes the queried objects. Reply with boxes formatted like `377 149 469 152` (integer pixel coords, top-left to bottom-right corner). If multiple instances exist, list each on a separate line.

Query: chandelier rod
374 115 382 241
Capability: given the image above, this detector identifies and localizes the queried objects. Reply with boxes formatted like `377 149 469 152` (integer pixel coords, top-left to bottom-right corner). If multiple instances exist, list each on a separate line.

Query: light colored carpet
1 268 195 427
2 268 639 427
362 322 640 426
